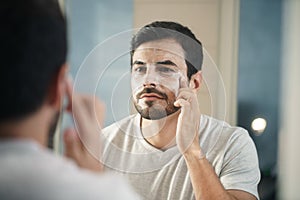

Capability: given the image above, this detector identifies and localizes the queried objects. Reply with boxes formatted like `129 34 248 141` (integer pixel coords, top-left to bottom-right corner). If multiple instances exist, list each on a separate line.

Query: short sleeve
219 129 261 199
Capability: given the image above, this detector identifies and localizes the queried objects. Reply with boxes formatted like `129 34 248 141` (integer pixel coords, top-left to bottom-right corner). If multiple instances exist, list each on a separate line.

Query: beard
47 112 60 149
134 87 180 120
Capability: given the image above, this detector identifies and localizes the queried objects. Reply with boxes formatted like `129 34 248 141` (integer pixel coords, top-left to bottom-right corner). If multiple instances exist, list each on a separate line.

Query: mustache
136 88 168 100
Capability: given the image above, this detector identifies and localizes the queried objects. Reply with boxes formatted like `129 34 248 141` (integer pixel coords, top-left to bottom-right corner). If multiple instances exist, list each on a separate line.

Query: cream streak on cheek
159 73 181 97
131 71 183 99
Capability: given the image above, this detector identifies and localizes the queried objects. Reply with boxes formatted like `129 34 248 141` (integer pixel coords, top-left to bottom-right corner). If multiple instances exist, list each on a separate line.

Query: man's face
131 39 188 120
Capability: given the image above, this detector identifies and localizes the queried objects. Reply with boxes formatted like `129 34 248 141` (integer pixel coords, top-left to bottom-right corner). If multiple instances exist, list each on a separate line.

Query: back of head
0 0 67 122
131 21 203 79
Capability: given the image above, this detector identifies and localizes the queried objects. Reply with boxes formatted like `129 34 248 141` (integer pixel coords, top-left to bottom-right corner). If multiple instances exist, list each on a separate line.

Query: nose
143 82 156 88
143 68 158 88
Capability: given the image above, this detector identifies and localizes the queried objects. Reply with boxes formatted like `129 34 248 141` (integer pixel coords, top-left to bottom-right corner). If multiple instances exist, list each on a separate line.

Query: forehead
132 39 185 63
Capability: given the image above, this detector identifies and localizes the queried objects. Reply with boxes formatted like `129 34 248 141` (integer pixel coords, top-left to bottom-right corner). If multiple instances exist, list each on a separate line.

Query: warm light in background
251 117 267 135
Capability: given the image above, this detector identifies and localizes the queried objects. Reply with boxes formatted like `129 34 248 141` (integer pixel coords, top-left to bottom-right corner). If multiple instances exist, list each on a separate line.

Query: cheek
131 78 138 90
131 77 142 96
131 75 181 97
160 78 180 97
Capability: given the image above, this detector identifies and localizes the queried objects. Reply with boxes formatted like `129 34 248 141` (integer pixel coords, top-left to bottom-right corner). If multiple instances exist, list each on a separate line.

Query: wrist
183 145 206 161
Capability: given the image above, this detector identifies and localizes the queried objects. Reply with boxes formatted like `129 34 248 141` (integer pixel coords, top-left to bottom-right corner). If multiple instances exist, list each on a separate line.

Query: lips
140 93 163 99
136 88 168 101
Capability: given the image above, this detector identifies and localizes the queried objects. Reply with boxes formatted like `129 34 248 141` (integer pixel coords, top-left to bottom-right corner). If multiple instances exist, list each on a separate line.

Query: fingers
65 75 74 112
62 74 105 172
94 98 105 128
64 74 104 130
175 74 201 155
64 128 81 161
63 75 104 151
175 70 199 108
179 75 189 89
63 128 103 172
174 88 195 107
174 98 190 107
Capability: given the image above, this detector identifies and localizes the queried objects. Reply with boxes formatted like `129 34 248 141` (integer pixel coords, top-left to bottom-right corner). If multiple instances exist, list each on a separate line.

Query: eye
157 66 176 73
134 66 147 74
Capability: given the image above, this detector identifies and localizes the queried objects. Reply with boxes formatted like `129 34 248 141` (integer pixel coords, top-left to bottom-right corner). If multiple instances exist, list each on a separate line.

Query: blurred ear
189 71 202 91
47 64 68 110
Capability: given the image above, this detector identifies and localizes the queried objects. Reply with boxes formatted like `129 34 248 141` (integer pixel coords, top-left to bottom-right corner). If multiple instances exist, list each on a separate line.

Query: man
0 0 138 199
101 21 260 200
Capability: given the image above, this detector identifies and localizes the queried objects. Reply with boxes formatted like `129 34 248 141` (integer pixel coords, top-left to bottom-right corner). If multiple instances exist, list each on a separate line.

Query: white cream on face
131 39 188 99
131 64 182 95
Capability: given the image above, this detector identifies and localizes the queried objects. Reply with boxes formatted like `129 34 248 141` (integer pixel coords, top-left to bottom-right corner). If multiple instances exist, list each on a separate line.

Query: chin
135 102 180 120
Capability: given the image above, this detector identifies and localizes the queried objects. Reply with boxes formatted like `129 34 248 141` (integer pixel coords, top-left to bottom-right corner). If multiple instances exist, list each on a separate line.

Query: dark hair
130 21 203 80
0 0 67 121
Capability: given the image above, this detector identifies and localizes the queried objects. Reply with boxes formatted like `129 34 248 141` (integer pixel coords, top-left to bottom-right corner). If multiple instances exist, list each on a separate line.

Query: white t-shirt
101 114 260 200
0 139 139 200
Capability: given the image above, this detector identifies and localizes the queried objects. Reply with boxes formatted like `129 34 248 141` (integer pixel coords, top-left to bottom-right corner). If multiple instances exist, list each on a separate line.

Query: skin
131 39 257 200
64 74 104 171
131 40 184 121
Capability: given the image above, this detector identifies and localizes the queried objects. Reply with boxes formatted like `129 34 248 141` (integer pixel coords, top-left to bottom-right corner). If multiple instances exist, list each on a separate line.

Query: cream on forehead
133 39 185 61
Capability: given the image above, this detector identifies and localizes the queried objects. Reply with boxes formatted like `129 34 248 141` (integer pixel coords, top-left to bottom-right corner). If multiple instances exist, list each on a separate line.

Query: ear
46 64 68 110
189 71 202 91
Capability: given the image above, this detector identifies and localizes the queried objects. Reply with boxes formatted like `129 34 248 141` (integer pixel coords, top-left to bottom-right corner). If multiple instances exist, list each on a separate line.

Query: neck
141 111 180 150
0 106 54 147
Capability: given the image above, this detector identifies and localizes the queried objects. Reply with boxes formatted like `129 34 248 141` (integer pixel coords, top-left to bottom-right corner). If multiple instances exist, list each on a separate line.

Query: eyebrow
156 60 178 67
132 60 178 68
132 60 145 65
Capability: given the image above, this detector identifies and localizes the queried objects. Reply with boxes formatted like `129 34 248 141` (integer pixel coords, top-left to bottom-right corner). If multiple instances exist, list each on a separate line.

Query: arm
183 147 257 200
62 78 140 199
174 85 258 200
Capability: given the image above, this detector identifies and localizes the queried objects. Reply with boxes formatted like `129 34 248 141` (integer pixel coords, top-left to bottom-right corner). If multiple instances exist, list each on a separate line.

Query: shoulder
199 115 254 156
200 114 248 135
200 116 260 198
